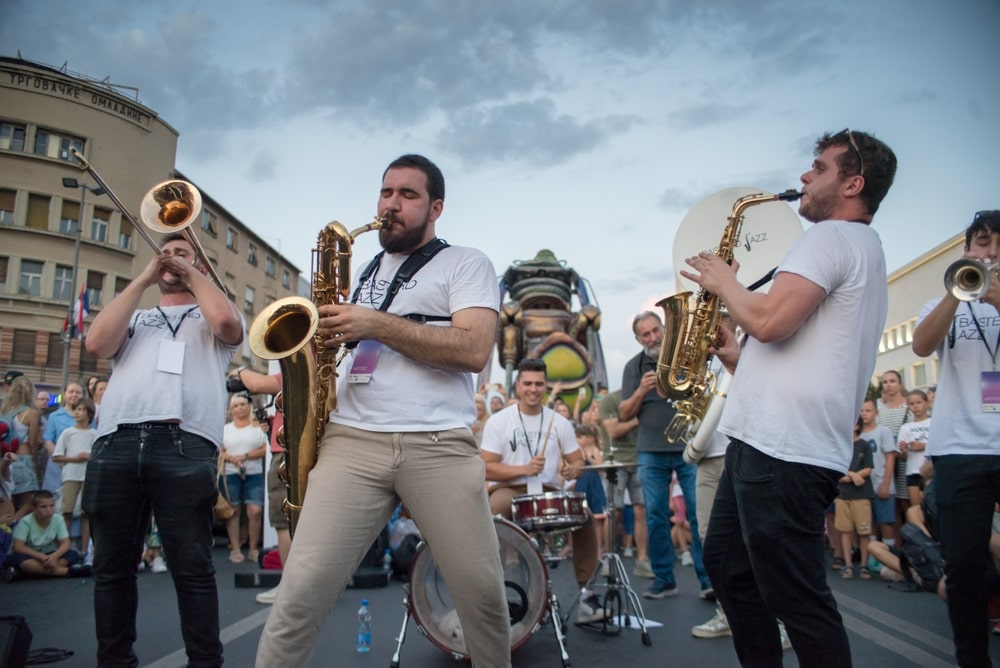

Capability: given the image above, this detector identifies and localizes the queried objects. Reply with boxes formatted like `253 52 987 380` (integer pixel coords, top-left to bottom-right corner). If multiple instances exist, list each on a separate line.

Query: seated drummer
480 357 606 625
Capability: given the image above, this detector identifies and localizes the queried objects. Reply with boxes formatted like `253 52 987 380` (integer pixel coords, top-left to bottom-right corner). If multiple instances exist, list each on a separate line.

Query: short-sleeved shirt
222 422 267 476
621 352 680 454
13 513 69 554
54 426 96 482
480 404 579 487
839 439 874 500
859 424 895 490
898 418 932 476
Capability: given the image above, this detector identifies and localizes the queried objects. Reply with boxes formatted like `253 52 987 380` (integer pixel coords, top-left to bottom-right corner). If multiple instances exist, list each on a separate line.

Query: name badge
347 340 382 383
982 371 1000 412
157 339 185 374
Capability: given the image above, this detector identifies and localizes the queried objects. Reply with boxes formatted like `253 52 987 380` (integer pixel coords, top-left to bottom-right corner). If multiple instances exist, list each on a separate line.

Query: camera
226 376 248 393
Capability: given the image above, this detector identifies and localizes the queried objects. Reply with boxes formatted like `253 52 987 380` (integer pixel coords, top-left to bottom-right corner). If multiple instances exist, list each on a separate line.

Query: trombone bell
140 181 202 233
944 258 998 302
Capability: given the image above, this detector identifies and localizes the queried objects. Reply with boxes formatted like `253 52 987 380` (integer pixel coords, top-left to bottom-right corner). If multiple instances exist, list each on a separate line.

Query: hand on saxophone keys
680 252 741 294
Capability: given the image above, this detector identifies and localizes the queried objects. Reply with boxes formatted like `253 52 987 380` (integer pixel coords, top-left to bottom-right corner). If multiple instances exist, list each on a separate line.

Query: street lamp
59 177 105 391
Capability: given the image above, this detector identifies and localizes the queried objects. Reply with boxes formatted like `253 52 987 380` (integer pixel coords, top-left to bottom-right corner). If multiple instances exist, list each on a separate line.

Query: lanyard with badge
964 303 1000 412
156 306 198 375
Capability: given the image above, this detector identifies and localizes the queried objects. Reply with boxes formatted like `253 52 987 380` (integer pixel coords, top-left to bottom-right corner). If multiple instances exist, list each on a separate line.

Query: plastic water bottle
382 548 393 585
356 599 372 653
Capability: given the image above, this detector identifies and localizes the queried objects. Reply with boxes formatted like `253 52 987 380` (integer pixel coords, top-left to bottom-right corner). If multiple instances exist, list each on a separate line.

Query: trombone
944 258 999 302
69 148 231 297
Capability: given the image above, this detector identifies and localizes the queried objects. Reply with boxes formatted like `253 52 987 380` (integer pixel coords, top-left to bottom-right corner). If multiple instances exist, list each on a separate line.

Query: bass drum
408 516 549 659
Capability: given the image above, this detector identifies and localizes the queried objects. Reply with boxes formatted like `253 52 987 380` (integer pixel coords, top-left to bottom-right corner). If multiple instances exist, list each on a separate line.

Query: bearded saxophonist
257 155 511 668
680 130 897 668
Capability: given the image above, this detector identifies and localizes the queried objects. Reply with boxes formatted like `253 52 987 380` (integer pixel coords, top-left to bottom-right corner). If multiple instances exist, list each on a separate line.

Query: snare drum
408 516 549 659
511 490 587 532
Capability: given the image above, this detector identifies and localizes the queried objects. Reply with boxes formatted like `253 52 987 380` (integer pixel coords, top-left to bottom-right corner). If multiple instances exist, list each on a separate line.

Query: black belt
118 422 181 431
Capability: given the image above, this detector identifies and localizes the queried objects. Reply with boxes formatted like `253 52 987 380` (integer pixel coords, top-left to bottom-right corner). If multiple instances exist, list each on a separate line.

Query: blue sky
3 0 998 388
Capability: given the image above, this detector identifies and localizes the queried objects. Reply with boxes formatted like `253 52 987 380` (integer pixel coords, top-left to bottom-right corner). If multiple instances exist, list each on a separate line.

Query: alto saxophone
247 218 388 536
657 190 801 443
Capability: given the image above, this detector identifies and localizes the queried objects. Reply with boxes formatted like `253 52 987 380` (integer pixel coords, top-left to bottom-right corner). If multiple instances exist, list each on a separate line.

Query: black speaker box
0 615 31 668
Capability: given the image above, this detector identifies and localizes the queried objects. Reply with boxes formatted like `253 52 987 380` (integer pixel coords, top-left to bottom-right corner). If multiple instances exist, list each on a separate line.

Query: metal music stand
574 459 651 646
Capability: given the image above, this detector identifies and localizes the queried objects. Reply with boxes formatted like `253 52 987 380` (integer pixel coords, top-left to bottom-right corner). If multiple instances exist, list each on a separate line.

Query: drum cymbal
571 461 638 471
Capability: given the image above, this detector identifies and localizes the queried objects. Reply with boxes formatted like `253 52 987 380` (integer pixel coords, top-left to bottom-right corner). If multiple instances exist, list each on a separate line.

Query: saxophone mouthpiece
778 189 802 202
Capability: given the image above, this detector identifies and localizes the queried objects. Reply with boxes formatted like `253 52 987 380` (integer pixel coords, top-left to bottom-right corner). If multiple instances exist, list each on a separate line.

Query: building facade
0 56 302 397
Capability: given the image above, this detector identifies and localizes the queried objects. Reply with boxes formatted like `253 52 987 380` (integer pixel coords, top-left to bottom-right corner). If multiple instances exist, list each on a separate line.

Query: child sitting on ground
4 489 86 580
837 417 875 579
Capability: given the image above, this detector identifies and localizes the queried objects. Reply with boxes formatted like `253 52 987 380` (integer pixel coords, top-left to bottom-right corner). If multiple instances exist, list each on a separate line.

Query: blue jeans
82 427 222 668
933 454 1000 668
704 440 850 667
638 451 710 589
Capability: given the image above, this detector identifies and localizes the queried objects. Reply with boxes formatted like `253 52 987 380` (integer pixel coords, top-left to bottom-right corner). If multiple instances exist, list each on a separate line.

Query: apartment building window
227 226 238 251
46 333 64 369
244 286 255 314
92 207 110 243
282 269 290 289
11 330 36 365
54 264 74 301
114 276 129 299
201 209 217 236
86 270 105 308
60 200 80 234
119 217 133 249
33 128 84 161
0 256 8 291
26 194 50 231
0 189 14 226
913 362 927 388
19 259 43 296
0 122 26 152
248 243 258 266
265 256 276 277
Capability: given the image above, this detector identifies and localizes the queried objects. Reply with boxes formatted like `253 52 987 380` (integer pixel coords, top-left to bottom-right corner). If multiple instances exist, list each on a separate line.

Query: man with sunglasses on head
913 209 1000 668
480 357 606 625
681 129 897 667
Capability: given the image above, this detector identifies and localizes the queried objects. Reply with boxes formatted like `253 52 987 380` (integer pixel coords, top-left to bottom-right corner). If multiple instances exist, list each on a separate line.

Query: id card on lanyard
155 306 198 375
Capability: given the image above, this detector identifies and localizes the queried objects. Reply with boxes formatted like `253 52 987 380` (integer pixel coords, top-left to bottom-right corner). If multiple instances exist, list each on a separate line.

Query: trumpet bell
945 258 996 302
140 180 203 233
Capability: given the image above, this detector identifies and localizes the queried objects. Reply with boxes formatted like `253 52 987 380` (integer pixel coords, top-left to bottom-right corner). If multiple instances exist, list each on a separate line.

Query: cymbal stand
581 465 651 646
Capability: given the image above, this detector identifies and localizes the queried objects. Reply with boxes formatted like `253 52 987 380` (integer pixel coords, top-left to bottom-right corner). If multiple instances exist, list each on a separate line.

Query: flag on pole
62 286 90 339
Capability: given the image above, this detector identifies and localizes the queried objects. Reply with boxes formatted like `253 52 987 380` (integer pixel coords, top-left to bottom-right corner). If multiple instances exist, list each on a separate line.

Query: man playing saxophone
257 154 511 668
680 130 897 667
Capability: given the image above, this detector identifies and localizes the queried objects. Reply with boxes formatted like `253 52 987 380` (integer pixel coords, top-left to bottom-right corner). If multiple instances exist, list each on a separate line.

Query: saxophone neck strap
350 238 452 321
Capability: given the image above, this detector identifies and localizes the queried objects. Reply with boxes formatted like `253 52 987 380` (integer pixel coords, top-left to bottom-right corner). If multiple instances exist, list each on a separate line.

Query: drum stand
577 465 652 646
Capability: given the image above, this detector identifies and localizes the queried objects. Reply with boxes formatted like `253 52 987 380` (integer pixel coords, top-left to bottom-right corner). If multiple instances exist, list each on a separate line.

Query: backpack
0 409 25 455
898 522 946 593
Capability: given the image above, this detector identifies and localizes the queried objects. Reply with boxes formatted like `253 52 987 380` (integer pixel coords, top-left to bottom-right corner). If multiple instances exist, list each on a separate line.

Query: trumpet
69 148 231 296
944 258 999 302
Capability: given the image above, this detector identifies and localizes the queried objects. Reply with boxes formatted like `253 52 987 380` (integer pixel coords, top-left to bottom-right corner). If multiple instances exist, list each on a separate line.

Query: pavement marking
841 611 953 668
144 608 271 668
835 591 953 654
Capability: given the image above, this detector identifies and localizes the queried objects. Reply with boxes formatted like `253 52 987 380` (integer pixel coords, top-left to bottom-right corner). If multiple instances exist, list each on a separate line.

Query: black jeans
703 440 851 668
82 427 222 668
933 454 1000 668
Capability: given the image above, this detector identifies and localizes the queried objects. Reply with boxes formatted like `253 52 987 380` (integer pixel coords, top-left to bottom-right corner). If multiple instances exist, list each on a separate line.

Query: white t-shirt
222 422 267 476
898 418 931 476
332 245 500 432
921 298 1000 456
859 424 895 490
54 425 96 482
718 220 888 473
480 404 580 487
96 304 244 446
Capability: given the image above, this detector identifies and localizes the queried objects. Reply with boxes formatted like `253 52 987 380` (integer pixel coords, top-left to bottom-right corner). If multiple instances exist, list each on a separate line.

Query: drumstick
538 408 557 458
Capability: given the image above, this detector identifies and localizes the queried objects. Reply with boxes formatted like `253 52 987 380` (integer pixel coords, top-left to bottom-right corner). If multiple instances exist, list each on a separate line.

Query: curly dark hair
815 130 897 216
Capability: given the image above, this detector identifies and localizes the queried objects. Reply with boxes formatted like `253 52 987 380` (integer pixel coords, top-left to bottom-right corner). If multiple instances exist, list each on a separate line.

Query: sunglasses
835 128 865 177
974 210 1000 223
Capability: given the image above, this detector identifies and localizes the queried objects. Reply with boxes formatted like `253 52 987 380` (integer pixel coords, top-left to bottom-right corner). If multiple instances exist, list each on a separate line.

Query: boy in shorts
837 418 875 579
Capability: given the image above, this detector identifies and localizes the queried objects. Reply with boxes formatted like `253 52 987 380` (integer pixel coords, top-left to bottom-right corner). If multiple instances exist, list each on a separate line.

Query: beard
798 185 838 223
643 342 661 358
379 213 431 254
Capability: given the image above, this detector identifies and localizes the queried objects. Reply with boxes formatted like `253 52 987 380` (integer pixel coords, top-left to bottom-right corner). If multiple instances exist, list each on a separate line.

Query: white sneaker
779 620 791 650
692 607 731 638
576 592 606 624
256 586 279 605
150 556 168 574
633 559 655 579
681 551 693 566
622 547 635 558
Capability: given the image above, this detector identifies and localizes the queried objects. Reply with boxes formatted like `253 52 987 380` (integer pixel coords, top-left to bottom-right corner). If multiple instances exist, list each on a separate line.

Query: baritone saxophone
247 218 388 536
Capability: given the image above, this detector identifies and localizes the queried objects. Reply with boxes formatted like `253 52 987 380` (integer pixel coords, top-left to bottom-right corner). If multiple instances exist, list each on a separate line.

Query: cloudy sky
4 0 998 388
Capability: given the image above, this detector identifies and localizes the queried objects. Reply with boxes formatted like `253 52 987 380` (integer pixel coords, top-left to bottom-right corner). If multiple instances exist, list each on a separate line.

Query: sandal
841 566 854 579
248 550 260 563
229 551 245 564
831 556 845 571
859 567 872 580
